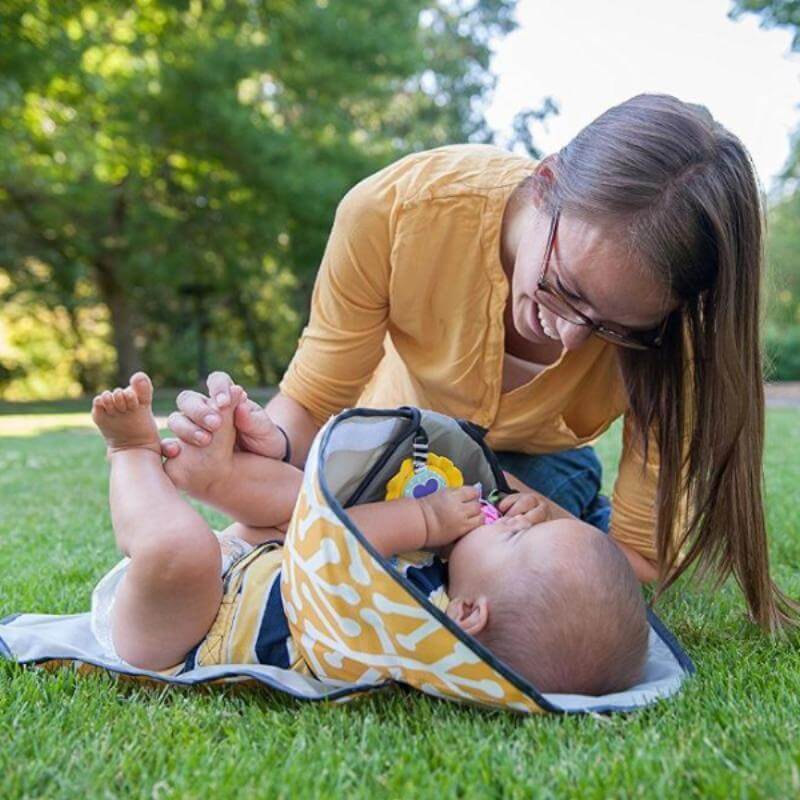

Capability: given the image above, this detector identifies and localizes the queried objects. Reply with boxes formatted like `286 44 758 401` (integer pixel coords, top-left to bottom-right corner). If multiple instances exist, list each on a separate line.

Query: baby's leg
92 373 223 671
165 395 303 531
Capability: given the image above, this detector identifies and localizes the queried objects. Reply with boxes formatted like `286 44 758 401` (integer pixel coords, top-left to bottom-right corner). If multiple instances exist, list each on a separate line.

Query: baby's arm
347 487 483 558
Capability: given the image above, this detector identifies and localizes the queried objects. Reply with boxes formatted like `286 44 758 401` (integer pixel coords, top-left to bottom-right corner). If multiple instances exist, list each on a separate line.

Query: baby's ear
446 596 489 636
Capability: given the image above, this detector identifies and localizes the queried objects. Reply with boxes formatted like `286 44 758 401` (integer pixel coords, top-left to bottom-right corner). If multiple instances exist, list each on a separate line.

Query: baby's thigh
112 534 223 671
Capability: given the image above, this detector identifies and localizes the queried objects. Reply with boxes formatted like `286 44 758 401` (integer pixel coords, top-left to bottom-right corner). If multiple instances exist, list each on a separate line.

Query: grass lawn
1 405 799 799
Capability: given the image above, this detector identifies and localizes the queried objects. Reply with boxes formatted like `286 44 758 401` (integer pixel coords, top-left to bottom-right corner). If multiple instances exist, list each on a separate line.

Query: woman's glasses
534 207 668 350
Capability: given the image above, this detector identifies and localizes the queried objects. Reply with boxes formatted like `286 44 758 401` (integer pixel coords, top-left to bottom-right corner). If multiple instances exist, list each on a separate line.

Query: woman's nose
557 319 593 351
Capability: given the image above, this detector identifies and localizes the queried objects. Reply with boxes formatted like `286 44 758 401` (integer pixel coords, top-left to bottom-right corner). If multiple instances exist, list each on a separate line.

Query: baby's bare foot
164 385 244 499
91 372 161 456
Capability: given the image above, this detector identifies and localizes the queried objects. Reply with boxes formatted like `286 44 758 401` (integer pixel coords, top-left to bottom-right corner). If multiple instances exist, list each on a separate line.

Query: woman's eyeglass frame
534 207 669 351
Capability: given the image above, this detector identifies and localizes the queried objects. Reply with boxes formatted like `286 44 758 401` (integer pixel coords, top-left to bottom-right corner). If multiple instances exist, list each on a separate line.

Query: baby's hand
497 491 550 526
419 486 483 548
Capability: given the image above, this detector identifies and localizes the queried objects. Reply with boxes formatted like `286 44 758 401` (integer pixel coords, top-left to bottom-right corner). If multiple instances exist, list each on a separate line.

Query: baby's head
446 516 649 695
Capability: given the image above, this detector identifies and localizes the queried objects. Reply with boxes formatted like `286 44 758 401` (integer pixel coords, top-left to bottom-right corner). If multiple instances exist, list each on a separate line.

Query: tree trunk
94 178 140 385
94 261 142 384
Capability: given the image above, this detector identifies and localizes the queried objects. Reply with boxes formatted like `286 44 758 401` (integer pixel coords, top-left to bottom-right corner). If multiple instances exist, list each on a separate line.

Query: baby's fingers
495 515 528 532
505 494 541 517
497 493 520 513
463 510 484 532
160 437 182 459
521 505 549 526
464 498 483 519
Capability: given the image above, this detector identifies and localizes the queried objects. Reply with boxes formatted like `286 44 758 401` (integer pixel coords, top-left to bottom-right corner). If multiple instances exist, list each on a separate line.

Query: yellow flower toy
385 431 464 500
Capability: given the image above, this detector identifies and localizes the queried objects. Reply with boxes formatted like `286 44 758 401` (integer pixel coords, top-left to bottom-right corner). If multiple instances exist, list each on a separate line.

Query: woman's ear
446 596 489 636
531 155 559 207
537 153 560 178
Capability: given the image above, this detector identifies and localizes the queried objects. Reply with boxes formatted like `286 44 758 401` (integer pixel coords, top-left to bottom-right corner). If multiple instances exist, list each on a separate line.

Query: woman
163 93 796 631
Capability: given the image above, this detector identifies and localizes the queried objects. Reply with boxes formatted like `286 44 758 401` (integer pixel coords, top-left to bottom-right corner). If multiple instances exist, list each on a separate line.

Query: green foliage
0 273 115 398
0 0 547 397
765 188 800 326
765 324 800 380
730 1 800 51
761 186 800 379
732 1 800 378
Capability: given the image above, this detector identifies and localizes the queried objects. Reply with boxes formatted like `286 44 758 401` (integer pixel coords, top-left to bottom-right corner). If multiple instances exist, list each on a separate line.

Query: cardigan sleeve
279 176 393 426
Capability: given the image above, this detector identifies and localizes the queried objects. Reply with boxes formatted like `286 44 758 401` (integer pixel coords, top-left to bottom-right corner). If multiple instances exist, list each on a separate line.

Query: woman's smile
522 294 561 344
536 302 560 341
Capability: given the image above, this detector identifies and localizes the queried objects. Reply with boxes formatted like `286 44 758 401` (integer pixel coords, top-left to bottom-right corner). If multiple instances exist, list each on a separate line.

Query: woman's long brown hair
537 93 798 631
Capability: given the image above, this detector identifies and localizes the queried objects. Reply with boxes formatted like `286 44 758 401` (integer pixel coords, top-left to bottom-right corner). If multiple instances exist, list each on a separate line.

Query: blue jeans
495 447 611 533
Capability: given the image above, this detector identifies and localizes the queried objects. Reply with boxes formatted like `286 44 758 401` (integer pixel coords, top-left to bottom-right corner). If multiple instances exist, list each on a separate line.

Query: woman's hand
419 486 484 548
497 491 550 526
160 371 288 461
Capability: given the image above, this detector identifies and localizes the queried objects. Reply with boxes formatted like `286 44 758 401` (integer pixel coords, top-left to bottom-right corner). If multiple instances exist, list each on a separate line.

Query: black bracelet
275 424 292 464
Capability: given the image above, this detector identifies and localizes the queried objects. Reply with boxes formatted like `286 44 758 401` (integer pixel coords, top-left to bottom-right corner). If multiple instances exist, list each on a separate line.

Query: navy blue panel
179 642 201 675
647 608 695 674
254 572 291 669
404 556 448 597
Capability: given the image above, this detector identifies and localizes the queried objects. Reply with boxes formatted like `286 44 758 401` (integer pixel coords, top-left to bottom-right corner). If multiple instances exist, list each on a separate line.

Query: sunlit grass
0 413 97 436
0 413 170 438
1 408 799 798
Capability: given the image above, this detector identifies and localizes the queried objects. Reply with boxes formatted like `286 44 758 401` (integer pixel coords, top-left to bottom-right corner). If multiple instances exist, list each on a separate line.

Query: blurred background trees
5 1 800 400
733 0 800 379
1 0 555 398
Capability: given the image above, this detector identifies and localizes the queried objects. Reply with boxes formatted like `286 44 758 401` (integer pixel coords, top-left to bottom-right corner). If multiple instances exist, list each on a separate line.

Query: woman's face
509 171 678 351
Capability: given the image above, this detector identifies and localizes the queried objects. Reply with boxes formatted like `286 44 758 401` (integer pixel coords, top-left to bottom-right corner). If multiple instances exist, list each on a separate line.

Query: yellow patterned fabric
192 543 448 679
280 412 547 713
192 543 309 674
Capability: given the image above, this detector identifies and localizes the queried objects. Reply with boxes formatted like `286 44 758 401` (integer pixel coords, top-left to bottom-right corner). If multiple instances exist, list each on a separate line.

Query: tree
730 0 800 377
730 1 800 187
0 1 553 391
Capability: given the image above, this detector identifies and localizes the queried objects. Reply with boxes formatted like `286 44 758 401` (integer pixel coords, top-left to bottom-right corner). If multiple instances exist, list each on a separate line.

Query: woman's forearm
264 391 322 468
611 539 659 583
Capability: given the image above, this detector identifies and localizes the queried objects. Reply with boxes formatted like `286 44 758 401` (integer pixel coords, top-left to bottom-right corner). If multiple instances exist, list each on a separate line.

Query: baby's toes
123 386 139 411
129 372 154 407
100 391 117 416
112 388 127 412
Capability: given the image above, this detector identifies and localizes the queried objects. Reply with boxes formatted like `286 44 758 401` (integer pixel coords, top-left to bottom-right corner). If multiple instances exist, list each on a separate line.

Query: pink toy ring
480 499 501 525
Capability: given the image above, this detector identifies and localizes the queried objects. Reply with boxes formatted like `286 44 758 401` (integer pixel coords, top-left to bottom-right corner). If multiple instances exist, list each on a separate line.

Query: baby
90 372 648 695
